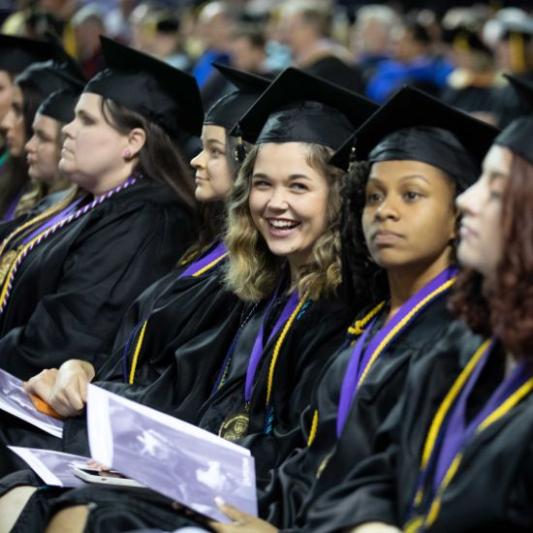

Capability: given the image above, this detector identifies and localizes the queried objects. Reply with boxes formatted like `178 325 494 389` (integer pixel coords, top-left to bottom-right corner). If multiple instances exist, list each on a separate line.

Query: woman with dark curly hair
301 76 533 533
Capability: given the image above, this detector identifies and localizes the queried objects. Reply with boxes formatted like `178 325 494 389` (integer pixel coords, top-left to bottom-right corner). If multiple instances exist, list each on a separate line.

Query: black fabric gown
0 179 195 380
5 292 354 532
302 321 516 533
0 258 245 473
262 294 456 529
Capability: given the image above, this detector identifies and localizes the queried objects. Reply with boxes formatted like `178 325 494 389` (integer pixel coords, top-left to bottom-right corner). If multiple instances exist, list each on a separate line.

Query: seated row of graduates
0 31 531 533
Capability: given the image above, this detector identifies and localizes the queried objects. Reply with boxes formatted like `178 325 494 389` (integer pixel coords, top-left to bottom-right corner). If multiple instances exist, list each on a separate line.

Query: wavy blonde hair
224 143 345 302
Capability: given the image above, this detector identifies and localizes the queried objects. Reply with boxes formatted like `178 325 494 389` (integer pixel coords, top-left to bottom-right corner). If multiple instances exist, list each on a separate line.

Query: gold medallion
0 249 18 285
218 411 250 442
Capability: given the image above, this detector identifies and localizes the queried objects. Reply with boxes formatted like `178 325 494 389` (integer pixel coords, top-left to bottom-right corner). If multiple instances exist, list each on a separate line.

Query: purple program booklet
8 447 89 487
0 369 63 438
87 384 257 523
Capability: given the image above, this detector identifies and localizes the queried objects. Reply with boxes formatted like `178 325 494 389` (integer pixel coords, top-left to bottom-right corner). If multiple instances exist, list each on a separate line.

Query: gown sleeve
0 202 193 380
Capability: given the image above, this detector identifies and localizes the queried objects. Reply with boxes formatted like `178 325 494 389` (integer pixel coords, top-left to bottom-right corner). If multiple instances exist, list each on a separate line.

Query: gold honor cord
264 295 307 407
127 254 229 385
192 252 229 278
405 340 533 532
307 301 386 447
357 278 456 387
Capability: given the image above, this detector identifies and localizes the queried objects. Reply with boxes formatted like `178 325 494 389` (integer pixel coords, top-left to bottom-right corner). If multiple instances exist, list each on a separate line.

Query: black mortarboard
495 74 533 165
234 67 378 150
15 34 86 100
204 63 270 131
84 36 203 138
331 86 499 188
0 34 56 75
37 88 81 124
442 26 492 56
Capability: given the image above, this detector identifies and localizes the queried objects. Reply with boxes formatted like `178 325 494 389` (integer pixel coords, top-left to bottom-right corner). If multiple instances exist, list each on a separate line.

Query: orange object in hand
28 394 63 420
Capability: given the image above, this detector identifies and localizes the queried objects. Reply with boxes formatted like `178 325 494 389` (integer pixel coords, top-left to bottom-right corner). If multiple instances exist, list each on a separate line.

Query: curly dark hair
449 153 533 359
342 159 464 310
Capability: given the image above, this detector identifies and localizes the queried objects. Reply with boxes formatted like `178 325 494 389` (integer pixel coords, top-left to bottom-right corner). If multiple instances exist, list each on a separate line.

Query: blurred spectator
129 2 158 53
492 14 533 127
439 9 499 124
71 3 105 78
150 10 191 71
192 1 234 88
280 0 364 92
366 17 452 102
229 24 267 73
105 0 138 43
351 4 399 86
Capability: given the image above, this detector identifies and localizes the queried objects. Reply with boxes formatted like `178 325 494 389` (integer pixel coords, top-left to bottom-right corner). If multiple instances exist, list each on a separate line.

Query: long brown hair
100 98 197 214
449 153 533 359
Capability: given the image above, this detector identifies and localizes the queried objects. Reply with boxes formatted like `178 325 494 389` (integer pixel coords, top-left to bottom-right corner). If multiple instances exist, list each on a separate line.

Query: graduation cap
504 73 533 110
442 26 492 56
204 63 270 131
331 86 499 188
37 88 81 124
84 36 203 138
494 74 533 166
0 34 56 75
233 67 378 150
14 34 86 99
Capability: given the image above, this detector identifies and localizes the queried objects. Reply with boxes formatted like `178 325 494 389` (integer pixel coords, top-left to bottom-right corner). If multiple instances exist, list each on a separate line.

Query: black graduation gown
262 296 456 529
4 295 353 532
0 264 244 472
302 320 487 532
195 295 354 485
0 179 195 381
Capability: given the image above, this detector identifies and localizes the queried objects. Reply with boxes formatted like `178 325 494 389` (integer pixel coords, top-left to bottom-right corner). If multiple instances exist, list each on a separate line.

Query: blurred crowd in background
0 0 532 128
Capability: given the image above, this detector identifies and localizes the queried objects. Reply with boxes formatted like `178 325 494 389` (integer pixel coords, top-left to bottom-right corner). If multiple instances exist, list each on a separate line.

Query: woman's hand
209 498 278 533
25 359 95 417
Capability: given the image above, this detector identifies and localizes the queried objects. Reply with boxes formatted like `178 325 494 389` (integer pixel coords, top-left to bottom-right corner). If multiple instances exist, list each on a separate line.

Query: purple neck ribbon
432 344 532 492
336 266 458 438
179 241 228 278
244 290 300 404
3 190 24 222
20 198 83 245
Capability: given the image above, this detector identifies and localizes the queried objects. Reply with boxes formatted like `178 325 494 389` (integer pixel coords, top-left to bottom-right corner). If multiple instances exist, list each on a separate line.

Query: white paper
87 384 257 522
0 369 63 438
8 446 89 487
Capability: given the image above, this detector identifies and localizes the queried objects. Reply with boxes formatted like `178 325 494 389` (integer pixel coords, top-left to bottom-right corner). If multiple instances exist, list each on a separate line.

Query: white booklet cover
87 384 257 523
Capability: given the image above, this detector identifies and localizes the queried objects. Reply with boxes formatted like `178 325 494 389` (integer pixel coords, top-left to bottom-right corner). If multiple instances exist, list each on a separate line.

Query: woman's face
59 92 131 191
362 160 457 272
25 113 61 183
191 124 233 202
249 142 330 269
456 145 510 279
0 71 14 124
1 84 25 157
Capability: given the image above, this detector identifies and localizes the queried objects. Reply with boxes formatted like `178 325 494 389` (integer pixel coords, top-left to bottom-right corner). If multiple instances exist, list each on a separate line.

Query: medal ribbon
179 241 228 278
126 240 229 384
336 267 458 438
405 340 533 532
0 175 139 314
244 290 301 404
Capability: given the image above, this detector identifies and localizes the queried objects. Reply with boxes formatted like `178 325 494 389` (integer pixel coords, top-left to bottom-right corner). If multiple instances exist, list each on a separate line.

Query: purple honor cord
336 266 458 438
432 346 532 492
179 241 227 278
244 291 300 404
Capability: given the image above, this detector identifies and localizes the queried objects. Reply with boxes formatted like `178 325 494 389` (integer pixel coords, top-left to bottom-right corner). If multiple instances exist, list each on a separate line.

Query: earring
122 148 132 159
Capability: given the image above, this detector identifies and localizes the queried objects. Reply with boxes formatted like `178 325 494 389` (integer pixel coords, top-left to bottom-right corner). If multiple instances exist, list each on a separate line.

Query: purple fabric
336 266 458 437
433 345 531 491
2 190 23 222
244 291 300 402
179 241 227 278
